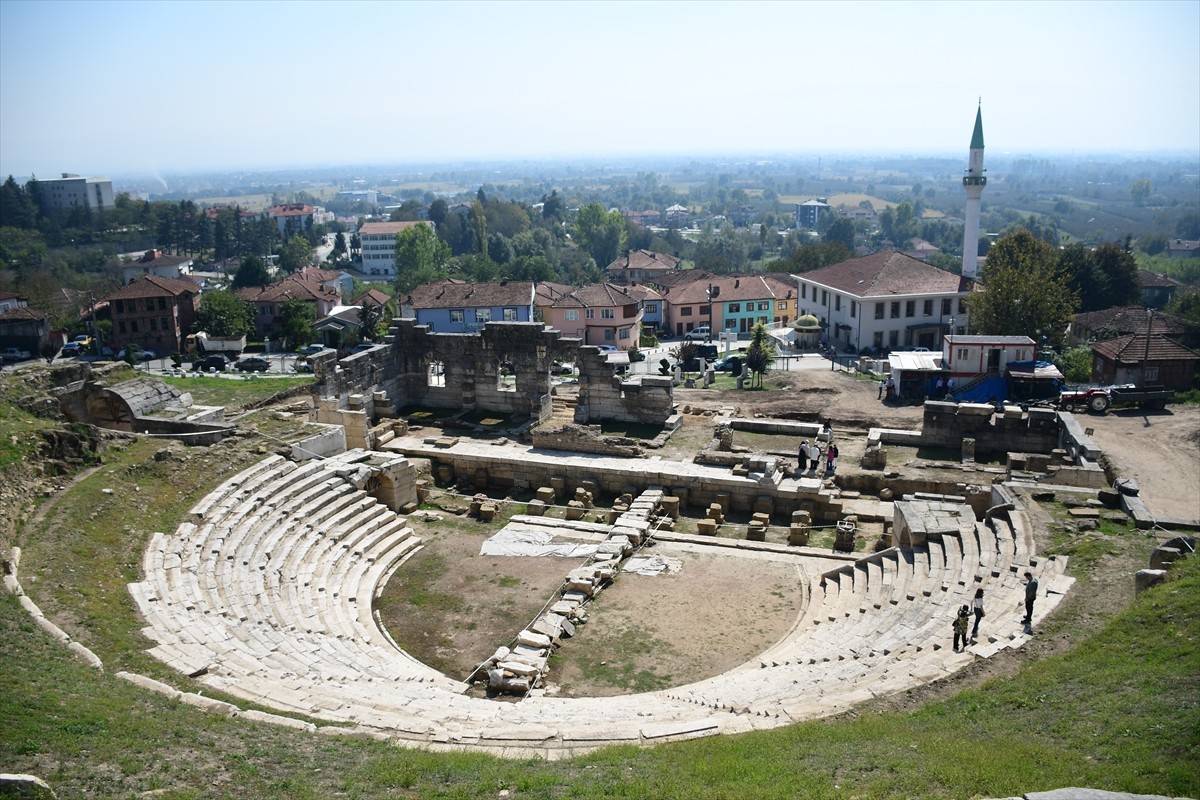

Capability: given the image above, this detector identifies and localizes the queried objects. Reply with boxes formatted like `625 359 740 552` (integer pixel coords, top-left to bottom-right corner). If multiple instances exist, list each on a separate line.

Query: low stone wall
531 424 644 457
729 418 824 438
137 418 232 444
1058 412 1103 461
921 401 1059 454
291 424 347 461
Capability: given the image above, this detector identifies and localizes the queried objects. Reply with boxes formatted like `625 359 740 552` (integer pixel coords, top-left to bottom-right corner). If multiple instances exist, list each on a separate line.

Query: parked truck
189 332 245 358
1058 384 1174 413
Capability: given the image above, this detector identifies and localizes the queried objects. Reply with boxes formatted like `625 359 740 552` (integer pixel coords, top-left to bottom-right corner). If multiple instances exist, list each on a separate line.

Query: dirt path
1083 405 1200 522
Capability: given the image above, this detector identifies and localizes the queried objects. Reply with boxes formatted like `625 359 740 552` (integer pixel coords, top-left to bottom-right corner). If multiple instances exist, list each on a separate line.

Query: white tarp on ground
622 555 683 576
480 528 599 558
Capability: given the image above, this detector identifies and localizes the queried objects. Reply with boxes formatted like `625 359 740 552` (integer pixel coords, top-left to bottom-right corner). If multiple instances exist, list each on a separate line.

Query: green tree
389 199 424 221
1058 242 1140 313
0 175 37 229
194 290 253 338
394 223 450 275
1164 289 1200 327
278 296 315 350
331 232 347 260
965 228 1078 346
573 203 626 267
744 323 776 388
693 231 747 274
541 189 565 222
1053 345 1093 383
278 235 312 273
1089 242 1141 309
1129 178 1152 207
358 301 382 343
1177 212 1200 240
1138 233 1168 256
232 255 271 288
825 218 855 252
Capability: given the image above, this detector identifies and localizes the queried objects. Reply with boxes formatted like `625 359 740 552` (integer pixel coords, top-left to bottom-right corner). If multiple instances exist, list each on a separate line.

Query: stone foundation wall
531 424 644 457
421 447 844 522
921 401 1059 453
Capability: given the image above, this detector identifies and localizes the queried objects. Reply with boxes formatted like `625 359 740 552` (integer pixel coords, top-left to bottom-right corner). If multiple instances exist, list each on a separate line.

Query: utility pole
89 293 99 355
706 283 718 342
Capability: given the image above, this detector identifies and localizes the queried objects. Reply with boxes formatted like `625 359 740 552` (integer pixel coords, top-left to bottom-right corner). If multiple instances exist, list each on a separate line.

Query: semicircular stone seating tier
129 452 1073 756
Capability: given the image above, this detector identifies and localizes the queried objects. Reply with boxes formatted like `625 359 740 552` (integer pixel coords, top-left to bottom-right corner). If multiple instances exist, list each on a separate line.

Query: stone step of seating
189 455 287 520
320 517 411 599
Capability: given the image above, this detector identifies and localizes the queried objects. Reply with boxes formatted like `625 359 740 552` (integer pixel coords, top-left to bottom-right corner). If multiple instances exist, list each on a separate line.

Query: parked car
72 334 93 349
684 326 711 342
60 342 83 356
596 344 618 353
192 354 230 372
550 360 574 375
1 346 32 362
713 355 741 372
117 348 157 361
299 343 331 356
234 356 271 372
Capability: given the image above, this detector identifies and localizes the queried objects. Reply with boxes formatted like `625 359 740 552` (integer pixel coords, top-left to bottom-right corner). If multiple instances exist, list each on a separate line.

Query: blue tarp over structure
954 376 1007 403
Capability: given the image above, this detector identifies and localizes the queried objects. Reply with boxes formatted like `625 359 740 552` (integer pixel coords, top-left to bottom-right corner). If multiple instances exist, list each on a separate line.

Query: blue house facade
400 279 537 333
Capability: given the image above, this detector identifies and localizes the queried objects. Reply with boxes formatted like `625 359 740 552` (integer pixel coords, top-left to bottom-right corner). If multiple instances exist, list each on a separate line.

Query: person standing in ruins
1022 572 1038 629
808 441 821 473
799 440 808 476
953 605 971 652
878 378 885 399
971 587 984 642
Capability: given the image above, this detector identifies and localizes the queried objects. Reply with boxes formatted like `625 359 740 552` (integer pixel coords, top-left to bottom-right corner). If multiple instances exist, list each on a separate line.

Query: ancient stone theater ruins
117 321 1091 757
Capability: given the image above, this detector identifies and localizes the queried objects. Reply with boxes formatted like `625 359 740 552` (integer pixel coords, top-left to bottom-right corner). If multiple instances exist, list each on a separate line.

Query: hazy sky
1 0 1197 178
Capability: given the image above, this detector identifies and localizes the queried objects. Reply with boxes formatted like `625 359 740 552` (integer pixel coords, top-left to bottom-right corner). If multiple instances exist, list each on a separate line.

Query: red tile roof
652 270 712 289
798 250 972 297
295 267 344 283
237 277 338 304
1074 306 1193 338
550 283 639 309
667 274 794 305
534 281 573 304
0 306 47 321
103 275 201 301
624 283 664 302
266 203 316 217
352 288 392 307
1092 333 1200 364
1139 269 1186 288
404 279 535 309
604 249 681 273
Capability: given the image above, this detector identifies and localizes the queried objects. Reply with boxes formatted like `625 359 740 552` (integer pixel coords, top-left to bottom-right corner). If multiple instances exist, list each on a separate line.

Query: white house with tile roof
794 250 974 354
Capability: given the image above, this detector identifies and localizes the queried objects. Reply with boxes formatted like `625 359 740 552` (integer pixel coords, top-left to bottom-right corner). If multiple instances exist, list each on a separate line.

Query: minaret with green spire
961 103 986 280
